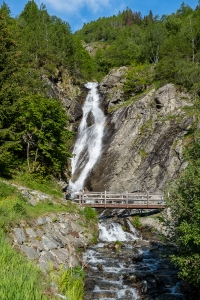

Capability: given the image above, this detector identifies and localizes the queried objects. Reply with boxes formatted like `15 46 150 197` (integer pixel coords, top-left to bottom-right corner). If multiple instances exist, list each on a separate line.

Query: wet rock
86 111 95 126
155 294 184 300
97 263 103 271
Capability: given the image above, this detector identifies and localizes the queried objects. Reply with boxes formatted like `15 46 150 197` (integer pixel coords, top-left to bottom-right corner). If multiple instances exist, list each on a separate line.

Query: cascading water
83 220 187 300
69 82 105 193
83 221 140 300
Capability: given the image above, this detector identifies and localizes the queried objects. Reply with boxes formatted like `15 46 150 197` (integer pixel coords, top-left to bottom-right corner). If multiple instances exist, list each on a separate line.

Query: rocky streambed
83 218 195 300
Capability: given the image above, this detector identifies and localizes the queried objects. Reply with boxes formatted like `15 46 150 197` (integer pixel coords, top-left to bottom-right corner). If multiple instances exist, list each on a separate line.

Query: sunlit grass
0 229 55 300
7 171 63 198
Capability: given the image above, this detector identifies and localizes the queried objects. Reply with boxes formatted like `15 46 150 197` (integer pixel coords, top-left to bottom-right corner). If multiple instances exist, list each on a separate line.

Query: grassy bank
0 180 98 300
0 229 54 300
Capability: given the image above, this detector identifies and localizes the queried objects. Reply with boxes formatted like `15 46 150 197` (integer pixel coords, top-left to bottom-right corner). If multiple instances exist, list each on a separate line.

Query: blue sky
1 0 198 32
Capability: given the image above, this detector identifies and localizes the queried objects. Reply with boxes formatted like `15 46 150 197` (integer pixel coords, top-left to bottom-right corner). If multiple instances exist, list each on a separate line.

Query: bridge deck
72 191 166 209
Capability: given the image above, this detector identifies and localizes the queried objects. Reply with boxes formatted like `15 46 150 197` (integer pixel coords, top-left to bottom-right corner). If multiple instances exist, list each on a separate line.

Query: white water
99 220 138 242
83 221 140 300
69 82 105 192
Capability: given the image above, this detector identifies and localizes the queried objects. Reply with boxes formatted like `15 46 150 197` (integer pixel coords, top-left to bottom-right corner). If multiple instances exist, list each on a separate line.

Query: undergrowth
9 171 63 198
0 229 53 300
51 266 85 300
131 215 143 229
0 181 75 228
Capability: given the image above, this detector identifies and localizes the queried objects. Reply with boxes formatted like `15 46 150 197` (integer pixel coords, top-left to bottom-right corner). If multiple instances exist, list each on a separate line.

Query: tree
16 95 73 175
0 8 21 174
167 138 200 288
142 23 166 63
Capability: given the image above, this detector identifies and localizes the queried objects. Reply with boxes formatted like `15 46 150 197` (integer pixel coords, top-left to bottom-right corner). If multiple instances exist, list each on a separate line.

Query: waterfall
98 220 138 242
69 82 105 193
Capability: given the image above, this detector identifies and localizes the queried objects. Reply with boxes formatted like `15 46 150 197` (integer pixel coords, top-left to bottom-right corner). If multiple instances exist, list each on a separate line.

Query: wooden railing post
79 192 81 204
126 191 128 208
147 191 149 208
104 190 106 208
82 190 84 207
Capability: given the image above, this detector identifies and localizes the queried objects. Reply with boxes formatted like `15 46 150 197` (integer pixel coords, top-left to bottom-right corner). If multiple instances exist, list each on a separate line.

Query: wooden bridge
72 191 166 209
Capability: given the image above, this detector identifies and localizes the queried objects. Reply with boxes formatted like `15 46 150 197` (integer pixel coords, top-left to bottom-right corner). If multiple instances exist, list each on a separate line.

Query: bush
167 140 200 288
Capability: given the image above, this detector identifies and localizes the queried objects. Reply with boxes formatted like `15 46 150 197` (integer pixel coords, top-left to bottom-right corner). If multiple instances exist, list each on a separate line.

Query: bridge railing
72 191 166 208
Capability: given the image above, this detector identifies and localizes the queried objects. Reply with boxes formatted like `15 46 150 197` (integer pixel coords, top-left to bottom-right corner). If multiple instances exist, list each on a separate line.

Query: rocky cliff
84 68 194 193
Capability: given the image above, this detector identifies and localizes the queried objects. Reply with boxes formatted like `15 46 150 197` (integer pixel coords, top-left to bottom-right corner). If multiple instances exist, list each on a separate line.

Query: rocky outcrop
85 80 193 193
44 70 83 123
99 67 128 108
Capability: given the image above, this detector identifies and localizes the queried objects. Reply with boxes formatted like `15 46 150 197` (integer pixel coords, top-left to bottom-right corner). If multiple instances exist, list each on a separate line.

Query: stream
83 218 187 300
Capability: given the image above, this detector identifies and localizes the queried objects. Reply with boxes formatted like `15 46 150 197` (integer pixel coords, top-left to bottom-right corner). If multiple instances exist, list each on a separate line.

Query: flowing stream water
83 220 187 300
69 82 105 193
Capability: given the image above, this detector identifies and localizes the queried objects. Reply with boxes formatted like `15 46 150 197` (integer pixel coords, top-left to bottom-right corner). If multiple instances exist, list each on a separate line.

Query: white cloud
43 0 111 14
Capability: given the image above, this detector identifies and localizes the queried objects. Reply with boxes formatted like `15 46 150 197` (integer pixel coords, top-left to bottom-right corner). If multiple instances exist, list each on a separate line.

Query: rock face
99 66 128 108
44 70 83 123
85 76 193 192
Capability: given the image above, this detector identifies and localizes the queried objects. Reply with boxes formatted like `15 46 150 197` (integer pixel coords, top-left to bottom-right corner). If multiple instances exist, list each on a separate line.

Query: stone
50 249 69 264
25 228 37 238
37 217 47 226
31 239 44 251
21 245 39 260
60 223 73 235
71 222 85 233
41 235 58 250
13 228 26 245
70 231 79 238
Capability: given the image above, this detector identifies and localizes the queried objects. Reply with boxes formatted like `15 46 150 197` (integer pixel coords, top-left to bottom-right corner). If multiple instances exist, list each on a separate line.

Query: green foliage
167 139 200 287
53 266 85 300
76 3 200 95
0 182 27 228
131 215 142 228
79 206 98 223
16 95 73 175
0 229 52 300
12 171 63 198
139 149 148 159
0 180 77 228
114 240 123 252
90 231 99 244
123 63 155 96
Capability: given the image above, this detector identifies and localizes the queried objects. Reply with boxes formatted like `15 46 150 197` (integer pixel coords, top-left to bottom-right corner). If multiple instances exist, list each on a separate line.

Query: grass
131 215 143 229
0 181 78 229
0 229 54 300
139 149 148 159
8 171 63 198
52 266 85 300
78 206 98 223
